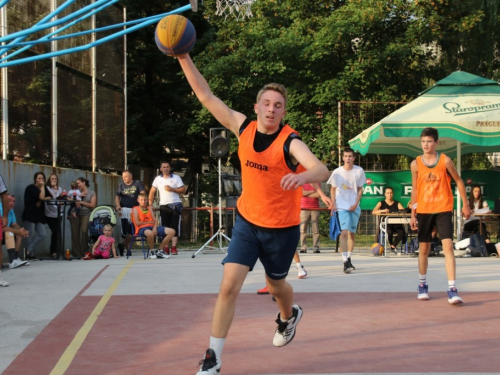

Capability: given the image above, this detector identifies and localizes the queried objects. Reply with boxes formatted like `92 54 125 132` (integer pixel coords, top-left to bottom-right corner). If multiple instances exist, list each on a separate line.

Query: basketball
155 15 196 56
371 243 384 256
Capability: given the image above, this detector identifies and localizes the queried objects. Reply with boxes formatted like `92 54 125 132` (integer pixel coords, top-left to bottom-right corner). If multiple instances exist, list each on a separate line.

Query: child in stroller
84 205 117 259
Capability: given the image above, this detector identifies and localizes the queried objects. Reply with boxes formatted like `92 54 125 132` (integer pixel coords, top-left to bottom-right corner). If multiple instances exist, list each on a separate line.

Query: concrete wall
0 160 121 258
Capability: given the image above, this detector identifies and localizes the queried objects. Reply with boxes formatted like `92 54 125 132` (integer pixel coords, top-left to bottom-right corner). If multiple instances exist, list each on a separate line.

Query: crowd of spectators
0 164 186 287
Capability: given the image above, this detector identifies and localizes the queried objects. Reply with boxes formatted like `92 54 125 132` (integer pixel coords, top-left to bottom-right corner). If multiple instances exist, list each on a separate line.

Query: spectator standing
0 173 10 286
68 178 96 258
328 148 366 274
148 161 186 255
115 170 145 256
299 183 331 254
22 172 51 260
1 194 29 269
45 173 63 258
410 127 470 304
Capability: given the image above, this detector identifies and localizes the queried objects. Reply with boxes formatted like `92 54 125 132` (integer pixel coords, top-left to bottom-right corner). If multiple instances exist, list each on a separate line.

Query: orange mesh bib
237 121 304 228
416 153 453 213
131 206 154 235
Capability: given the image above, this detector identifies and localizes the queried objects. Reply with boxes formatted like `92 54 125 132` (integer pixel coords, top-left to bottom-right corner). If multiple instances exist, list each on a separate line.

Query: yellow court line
50 260 137 375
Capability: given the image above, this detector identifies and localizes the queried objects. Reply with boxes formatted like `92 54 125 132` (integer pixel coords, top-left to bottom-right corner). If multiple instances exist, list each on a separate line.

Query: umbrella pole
456 141 462 240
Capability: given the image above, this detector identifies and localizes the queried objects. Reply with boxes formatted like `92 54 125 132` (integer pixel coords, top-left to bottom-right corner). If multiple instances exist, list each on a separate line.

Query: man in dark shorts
176 54 329 374
410 127 470 305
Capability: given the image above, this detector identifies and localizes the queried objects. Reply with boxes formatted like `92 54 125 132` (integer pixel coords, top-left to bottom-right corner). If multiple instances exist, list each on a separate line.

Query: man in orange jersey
176 54 329 375
410 127 470 305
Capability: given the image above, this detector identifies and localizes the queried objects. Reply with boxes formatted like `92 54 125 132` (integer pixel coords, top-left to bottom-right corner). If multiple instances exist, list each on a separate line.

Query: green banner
361 170 500 210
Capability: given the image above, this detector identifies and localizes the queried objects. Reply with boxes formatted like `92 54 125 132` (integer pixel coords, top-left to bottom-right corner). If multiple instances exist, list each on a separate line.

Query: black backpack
469 233 487 257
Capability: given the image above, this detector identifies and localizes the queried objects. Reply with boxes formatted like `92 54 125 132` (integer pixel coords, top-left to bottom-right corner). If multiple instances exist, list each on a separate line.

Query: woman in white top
45 173 63 258
463 185 490 236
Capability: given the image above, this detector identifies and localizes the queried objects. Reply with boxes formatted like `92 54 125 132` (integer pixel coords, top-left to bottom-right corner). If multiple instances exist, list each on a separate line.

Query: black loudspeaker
210 128 229 157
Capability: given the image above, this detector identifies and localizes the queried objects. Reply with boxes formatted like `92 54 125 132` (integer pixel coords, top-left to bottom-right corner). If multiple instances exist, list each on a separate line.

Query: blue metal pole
4 9 169 49
0 0 120 62
0 0 79 56
0 0 116 43
0 0 10 10
0 4 191 68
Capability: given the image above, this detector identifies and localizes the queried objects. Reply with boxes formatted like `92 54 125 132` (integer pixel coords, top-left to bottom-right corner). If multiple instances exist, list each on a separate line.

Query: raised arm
176 54 246 137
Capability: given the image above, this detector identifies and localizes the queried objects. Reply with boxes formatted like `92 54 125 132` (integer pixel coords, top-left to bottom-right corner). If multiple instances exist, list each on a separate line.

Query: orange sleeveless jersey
415 153 453 213
237 121 305 228
131 206 154 235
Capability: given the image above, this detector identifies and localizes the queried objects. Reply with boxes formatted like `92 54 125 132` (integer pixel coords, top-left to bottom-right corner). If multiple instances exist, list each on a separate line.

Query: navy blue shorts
222 215 299 280
138 226 168 237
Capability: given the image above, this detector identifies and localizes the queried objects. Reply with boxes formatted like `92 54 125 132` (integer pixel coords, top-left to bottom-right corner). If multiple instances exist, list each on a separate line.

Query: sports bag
468 233 487 257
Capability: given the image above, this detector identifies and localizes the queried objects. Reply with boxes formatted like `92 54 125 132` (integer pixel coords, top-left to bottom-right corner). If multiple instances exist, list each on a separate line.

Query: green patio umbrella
348 71 500 237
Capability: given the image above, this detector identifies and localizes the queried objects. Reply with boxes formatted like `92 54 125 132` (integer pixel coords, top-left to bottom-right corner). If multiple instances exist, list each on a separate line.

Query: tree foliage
124 0 499 178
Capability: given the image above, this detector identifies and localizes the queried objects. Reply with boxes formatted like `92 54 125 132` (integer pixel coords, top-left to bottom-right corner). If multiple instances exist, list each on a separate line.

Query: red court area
5 292 500 374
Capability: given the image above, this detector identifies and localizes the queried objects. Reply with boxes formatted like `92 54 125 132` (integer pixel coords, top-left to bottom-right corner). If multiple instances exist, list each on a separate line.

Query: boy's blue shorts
338 206 361 233
138 226 167 237
222 214 299 280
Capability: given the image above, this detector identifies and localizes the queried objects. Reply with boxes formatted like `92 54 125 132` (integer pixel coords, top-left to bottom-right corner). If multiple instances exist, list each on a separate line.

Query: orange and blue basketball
155 15 196 57
371 243 384 256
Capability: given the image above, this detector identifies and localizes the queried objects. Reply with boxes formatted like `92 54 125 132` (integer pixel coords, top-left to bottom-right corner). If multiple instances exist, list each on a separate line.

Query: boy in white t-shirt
327 147 366 274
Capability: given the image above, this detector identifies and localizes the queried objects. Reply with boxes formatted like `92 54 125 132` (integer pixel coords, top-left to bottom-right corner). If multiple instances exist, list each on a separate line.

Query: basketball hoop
216 0 256 20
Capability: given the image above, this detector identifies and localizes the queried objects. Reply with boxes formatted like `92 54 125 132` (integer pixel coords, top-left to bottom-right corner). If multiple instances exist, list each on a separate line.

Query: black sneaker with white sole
155 250 170 259
343 260 352 274
196 348 221 374
273 305 303 347
348 257 355 270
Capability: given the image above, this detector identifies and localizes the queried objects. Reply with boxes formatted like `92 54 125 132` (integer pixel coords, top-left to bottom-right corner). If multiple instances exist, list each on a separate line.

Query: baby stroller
88 205 117 254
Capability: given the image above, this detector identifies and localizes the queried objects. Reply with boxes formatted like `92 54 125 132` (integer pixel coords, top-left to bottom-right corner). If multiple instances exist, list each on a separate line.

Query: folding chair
127 223 149 259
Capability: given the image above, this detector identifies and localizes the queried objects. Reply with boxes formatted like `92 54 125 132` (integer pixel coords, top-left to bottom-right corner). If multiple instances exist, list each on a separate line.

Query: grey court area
1 250 500 374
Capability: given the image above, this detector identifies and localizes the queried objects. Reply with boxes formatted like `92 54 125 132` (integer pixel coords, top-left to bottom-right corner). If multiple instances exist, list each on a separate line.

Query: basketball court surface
2 251 500 374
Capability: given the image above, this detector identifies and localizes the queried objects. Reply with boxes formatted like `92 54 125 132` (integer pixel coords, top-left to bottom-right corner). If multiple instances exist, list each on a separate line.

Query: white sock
342 252 348 262
419 274 427 285
209 336 225 360
296 262 302 269
347 251 352 259
448 280 456 289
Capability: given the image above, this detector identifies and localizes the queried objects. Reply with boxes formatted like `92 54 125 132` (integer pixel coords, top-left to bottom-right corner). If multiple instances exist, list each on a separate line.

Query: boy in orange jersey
175 54 329 375
410 127 470 305
131 193 175 259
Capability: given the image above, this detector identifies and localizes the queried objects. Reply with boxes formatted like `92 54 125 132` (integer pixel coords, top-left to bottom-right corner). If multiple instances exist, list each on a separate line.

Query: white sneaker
148 250 157 259
297 264 307 279
273 305 303 347
0 272 9 287
9 259 28 269
196 348 221 374
156 250 170 259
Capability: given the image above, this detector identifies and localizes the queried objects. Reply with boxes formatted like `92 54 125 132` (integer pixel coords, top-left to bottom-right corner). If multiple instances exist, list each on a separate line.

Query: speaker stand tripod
192 157 231 258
